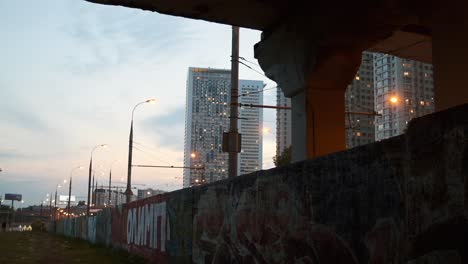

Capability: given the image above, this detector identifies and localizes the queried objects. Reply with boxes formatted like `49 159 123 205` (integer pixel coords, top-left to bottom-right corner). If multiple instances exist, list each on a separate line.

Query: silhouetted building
93 188 126 207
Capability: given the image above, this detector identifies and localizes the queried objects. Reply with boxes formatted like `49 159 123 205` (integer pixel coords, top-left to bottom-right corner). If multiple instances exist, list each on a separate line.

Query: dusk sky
0 0 277 206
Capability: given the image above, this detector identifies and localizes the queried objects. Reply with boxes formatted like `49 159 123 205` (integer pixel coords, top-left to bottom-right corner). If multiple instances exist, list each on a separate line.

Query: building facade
137 188 166 200
183 67 264 187
275 87 292 157
93 188 126 207
239 80 264 175
373 53 434 141
345 51 376 148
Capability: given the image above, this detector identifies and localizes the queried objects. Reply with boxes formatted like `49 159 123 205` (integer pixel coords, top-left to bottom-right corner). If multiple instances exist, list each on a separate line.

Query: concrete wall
53 104 468 263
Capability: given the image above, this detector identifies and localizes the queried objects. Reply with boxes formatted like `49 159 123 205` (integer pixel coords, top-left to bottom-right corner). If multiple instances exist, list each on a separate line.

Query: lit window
420 101 425 106
356 132 362 137
355 76 360 80
403 72 410 76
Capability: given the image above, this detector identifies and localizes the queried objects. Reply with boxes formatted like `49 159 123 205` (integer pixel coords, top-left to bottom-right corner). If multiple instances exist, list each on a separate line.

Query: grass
0 232 147 264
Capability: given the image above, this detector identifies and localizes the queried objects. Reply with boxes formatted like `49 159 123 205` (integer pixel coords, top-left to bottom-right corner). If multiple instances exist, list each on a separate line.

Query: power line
132 146 172 166
132 141 173 164
238 60 267 78
238 85 278 98
239 56 261 67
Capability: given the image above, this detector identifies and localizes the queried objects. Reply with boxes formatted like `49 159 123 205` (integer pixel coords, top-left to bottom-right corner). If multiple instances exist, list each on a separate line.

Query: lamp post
20 200 24 224
109 160 118 207
126 98 156 204
87 144 107 217
54 179 66 221
68 166 83 218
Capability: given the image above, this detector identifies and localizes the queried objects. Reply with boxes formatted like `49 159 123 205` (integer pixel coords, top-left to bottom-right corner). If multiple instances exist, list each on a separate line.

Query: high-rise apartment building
183 67 264 187
373 53 434 141
239 80 264 175
345 51 375 148
275 87 292 157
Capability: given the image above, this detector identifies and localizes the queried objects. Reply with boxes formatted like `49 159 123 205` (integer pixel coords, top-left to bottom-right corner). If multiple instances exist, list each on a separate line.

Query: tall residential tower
373 53 434 141
345 51 375 148
275 87 292 157
183 67 264 187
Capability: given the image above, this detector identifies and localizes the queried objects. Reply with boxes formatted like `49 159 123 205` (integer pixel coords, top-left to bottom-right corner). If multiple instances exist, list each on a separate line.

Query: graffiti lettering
127 202 169 251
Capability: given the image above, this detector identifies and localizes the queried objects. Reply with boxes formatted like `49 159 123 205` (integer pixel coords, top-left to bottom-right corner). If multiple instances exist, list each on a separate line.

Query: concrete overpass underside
87 0 468 160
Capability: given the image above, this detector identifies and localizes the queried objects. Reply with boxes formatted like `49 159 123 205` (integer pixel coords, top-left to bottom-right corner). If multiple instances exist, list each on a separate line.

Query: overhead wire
238 60 268 78
132 141 173 165
132 146 173 166
238 56 261 67
238 86 278 98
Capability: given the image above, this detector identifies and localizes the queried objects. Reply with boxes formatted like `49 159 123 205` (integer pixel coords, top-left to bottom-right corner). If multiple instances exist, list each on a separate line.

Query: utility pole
126 120 134 203
67 177 72 218
91 172 95 206
108 169 112 206
54 187 57 222
49 192 53 220
87 158 92 217
225 26 241 178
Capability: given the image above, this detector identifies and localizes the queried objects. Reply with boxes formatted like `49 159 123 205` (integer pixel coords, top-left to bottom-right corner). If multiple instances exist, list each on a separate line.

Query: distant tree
273 146 292 167
77 201 86 206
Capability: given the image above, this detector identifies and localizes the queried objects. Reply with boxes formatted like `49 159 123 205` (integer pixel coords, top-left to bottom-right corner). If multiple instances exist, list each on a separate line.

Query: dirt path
0 232 145 264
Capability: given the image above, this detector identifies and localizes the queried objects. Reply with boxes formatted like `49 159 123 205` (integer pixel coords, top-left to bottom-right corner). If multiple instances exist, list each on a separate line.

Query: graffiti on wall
126 201 170 251
51 104 468 264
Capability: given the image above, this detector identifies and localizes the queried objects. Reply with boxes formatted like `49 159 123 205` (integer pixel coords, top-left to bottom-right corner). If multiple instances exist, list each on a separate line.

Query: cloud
0 150 29 160
142 106 185 151
0 107 48 133
61 3 193 76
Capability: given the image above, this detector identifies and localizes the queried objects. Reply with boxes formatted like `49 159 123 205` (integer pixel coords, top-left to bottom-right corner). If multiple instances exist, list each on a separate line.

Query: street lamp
68 166 83 218
87 144 107 217
126 98 156 203
108 160 119 207
54 179 66 221
390 96 399 104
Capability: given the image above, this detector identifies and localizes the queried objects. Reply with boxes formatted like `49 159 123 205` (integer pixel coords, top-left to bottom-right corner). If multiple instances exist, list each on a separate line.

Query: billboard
59 195 76 202
5 193 22 201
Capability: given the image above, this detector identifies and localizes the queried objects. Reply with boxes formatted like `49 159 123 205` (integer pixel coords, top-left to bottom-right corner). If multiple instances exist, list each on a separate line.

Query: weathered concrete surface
54 104 468 263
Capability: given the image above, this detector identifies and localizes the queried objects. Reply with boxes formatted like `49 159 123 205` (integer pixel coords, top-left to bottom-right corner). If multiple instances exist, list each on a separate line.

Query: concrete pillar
305 89 346 158
255 21 361 162
291 92 306 161
433 2 468 111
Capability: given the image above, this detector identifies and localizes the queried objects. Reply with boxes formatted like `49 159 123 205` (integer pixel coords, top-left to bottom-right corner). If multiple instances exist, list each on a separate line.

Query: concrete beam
255 21 362 161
